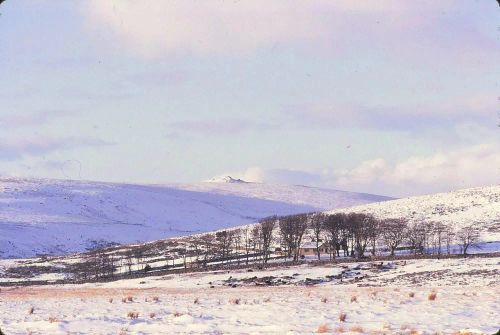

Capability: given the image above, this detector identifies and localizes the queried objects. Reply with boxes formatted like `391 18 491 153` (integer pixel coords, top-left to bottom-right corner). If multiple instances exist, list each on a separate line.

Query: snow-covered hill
331 185 500 241
0 177 390 258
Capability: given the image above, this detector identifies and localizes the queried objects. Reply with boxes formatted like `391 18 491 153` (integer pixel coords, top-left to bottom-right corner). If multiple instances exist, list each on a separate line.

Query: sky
0 0 499 197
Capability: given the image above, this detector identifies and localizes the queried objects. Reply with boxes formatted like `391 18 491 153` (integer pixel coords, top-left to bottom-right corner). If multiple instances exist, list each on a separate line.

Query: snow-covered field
332 185 500 242
0 177 389 258
0 256 498 334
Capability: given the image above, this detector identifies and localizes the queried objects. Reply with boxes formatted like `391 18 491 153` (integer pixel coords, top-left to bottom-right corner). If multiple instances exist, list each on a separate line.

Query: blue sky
0 0 499 197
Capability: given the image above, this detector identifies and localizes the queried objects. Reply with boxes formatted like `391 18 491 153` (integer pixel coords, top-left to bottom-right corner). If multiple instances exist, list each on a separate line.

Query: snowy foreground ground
1 256 499 334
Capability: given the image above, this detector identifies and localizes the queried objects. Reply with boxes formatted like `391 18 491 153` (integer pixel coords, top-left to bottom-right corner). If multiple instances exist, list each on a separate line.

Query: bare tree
432 222 448 256
251 225 262 261
124 250 134 275
366 215 380 256
348 213 377 259
310 213 326 260
279 215 295 260
259 215 277 264
456 224 480 256
215 230 234 265
279 214 309 262
323 213 344 260
232 229 242 265
133 248 145 271
199 233 216 267
406 222 426 255
242 226 253 265
444 226 455 255
381 218 408 256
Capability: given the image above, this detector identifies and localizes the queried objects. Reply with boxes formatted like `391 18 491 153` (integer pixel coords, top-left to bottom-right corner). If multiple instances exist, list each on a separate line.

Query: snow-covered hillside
331 185 500 241
0 177 389 258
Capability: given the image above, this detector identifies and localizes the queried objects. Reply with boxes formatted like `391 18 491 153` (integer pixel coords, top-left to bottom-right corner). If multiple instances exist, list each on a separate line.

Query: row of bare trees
253 212 481 261
72 212 482 281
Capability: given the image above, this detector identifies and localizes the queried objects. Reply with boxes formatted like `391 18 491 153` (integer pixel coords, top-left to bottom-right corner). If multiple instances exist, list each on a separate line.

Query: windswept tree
258 215 277 263
310 213 327 260
456 224 480 256
381 218 408 256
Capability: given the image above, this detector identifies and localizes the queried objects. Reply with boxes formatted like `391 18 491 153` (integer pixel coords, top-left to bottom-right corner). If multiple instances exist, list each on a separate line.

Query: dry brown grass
428 292 437 301
350 295 358 303
409 292 415 298
48 316 59 323
339 312 347 322
121 297 127 303
321 297 328 303
333 326 346 333
193 297 200 304
127 296 134 302
152 296 160 303
263 297 271 303
316 324 330 333
127 311 139 319
149 312 156 319
28 306 34 315
173 312 183 317
349 325 364 333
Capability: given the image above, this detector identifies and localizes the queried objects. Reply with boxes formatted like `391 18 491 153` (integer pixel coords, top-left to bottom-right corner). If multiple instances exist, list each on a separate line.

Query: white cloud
225 144 500 197
336 144 500 196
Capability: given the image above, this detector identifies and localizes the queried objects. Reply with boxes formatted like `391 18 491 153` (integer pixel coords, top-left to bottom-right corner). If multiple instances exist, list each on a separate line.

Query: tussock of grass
409 292 415 298
127 296 134 302
193 298 200 304
127 311 139 319
339 312 347 322
28 306 34 315
149 312 156 319
48 316 59 323
321 297 328 303
316 324 330 333
350 295 358 303
152 296 160 303
428 292 437 301
349 325 364 333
